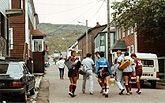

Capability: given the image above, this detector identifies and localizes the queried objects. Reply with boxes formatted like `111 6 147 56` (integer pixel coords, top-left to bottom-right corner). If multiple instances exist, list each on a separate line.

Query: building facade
8 0 37 60
77 24 107 60
0 0 10 58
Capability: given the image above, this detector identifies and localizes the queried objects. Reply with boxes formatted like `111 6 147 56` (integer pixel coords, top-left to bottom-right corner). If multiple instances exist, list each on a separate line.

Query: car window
0 64 9 74
141 60 154 67
6 64 23 77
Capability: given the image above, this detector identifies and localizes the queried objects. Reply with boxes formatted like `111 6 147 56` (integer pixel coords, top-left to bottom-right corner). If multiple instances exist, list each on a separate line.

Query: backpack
99 58 108 67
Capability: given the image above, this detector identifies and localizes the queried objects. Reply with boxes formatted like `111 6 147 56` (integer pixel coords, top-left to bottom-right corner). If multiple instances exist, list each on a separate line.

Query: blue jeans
59 68 64 79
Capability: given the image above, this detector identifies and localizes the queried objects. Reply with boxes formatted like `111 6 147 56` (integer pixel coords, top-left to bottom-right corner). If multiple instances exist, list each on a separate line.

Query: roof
77 24 107 41
111 40 127 52
135 53 158 59
31 29 46 37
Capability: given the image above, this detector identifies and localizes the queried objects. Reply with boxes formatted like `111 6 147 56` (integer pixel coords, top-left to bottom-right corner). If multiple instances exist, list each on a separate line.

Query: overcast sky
33 0 119 27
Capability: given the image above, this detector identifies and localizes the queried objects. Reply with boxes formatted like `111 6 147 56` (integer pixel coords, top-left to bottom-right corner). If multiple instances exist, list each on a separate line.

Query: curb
157 82 165 86
36 78 50 103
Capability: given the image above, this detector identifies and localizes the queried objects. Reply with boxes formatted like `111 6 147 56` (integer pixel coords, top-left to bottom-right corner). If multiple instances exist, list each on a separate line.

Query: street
42 63 165 103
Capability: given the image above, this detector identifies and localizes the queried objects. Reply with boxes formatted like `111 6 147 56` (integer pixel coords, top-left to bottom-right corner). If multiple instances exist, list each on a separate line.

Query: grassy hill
37 23 87 54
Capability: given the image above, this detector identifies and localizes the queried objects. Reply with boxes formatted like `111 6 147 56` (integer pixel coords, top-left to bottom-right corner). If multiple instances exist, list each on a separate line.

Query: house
31 29 46 73
0 0 23 59
7 0 45 73
8 0 36 60
94 26 116 62
77 23 107 60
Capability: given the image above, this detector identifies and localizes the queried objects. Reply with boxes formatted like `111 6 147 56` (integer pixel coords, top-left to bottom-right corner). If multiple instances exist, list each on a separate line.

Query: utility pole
106 0 110 59
134 23 138 53
86 20 88 53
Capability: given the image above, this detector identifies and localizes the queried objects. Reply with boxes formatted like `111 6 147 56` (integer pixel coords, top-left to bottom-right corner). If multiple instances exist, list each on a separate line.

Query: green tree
111 0 165 37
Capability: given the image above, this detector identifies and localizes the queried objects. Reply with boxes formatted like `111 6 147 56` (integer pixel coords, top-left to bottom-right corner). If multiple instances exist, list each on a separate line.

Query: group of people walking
56 50 143 98
113 50 142 95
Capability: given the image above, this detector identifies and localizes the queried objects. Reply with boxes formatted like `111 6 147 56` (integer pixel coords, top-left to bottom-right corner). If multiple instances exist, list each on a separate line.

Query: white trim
9 28 13 49
21 0 23 9
9 0 12 9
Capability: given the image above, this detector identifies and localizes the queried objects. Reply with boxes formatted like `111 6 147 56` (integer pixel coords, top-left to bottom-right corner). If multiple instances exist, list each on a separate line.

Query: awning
111 40 127 52
31 29 46 36
6 9 23 16
31 29 46 39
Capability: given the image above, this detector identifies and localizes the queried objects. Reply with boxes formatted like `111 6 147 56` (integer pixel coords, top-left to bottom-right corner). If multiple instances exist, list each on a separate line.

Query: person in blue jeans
56 57 65 79
95 52 112 98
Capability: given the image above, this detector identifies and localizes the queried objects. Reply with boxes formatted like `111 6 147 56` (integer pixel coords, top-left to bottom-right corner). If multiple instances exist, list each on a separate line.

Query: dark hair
131 53 137 58
99 52 105 57
86 53 92 57
124 52 129 56
71 50 76 56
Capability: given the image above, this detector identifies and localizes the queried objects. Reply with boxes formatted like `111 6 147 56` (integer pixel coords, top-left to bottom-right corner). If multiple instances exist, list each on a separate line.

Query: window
100 33 105 46
20 0 23 9
34 39 43 52
0 13 5 37
141 60 154 67
9 28 13 49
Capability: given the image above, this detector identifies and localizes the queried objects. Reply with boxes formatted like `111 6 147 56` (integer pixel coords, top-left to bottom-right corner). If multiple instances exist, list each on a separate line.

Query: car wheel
0 94 3 101
30 88 35 95
150 80 157 89
20 92 27 103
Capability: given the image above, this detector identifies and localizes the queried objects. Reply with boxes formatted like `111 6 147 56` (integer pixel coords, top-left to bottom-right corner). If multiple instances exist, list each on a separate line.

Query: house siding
10 23 25 58
9 0 35 59
9 0 25 59
123 34 134 46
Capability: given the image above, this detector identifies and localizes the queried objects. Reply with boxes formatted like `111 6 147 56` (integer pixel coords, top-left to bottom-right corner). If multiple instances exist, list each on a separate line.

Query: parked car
0 61 35 102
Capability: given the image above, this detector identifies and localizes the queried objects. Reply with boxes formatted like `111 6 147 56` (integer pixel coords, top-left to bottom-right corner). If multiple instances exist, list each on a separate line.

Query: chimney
95 22 101 27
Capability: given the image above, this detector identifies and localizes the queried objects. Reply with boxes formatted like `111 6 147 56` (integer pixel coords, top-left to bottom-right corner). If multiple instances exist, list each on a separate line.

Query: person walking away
95 52 112 98
65 50 81 97
81 53 95 95
95 51 103 93
56 57 65 79
122 52 135 95
115 50 125 95
131 53 143 94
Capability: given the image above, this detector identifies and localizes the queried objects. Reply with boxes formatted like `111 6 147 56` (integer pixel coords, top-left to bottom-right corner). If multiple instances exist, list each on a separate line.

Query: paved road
43 64 165 103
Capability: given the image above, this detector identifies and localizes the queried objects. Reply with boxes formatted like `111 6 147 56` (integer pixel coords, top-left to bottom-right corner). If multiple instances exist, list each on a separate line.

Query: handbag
79 65 87 75
64 59 73 70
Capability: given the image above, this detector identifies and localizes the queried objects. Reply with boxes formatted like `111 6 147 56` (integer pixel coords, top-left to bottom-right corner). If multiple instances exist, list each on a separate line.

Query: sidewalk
157 80 165 86
36 77 49 103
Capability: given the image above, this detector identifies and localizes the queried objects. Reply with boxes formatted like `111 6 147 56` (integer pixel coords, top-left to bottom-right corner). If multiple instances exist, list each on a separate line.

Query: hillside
37 23 87 54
